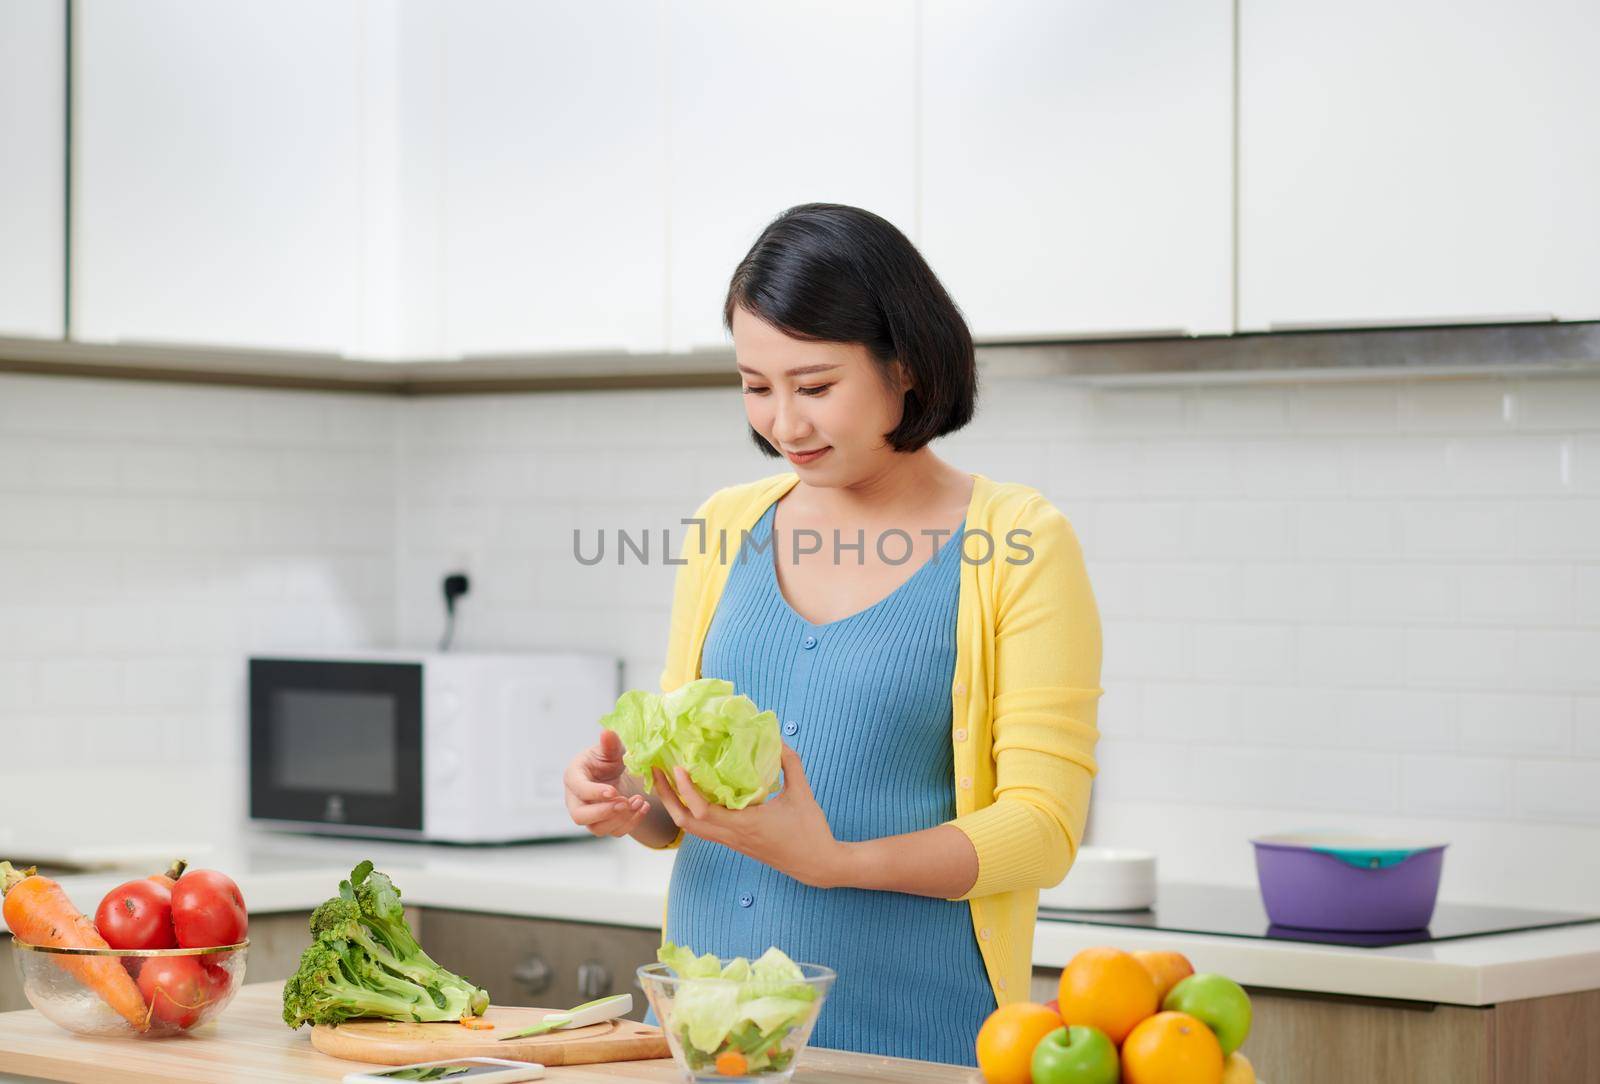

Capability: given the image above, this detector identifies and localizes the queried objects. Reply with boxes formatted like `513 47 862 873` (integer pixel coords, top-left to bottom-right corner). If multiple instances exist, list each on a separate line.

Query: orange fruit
975 1002 1063 1084
1133 950 1196 1002
1122 1011 1224 1084
1057 946 1160 1045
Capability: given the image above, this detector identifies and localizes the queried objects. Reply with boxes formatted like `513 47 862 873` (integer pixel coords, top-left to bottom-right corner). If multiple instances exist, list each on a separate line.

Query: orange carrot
458 1015 495 1030
1 862 150 1031
715 1051 748 1076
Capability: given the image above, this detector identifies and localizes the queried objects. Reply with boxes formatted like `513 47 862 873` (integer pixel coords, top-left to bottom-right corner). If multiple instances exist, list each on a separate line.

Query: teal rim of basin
1253 832 1449 871
1309 845 1432 869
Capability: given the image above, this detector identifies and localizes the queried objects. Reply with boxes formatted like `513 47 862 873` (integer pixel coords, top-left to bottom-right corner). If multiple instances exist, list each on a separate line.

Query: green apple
1163 973 1252 1056
1030 1025 1120 1084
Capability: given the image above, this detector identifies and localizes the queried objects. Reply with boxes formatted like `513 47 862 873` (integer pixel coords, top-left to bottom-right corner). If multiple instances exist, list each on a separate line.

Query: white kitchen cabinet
665 1 918 353
919 0 1234 341
1238 0 1600 330
72 1 370 354
0 0 66 340
430 0 670 359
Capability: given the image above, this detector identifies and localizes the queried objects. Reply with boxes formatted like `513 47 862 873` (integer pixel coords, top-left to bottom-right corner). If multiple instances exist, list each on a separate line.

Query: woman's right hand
564 729 652 837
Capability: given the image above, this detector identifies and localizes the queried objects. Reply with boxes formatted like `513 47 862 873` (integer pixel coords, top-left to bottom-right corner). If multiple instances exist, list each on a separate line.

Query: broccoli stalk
282 862 491 1029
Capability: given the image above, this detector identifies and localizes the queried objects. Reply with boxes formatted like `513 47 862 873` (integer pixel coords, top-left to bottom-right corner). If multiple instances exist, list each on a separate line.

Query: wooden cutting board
309 1006 672 1066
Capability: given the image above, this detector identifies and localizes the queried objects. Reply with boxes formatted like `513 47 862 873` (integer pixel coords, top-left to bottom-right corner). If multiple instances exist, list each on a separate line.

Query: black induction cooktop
1037 883 1600 948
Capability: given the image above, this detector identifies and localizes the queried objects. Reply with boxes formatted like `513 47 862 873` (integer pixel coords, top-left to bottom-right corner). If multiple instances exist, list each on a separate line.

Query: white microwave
248 650 620 843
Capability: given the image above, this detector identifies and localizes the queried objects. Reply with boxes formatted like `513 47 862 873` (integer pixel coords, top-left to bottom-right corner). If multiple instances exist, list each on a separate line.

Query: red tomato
170 870 248 948
204 956 236 999
137 955 209 1028
94 880 178 950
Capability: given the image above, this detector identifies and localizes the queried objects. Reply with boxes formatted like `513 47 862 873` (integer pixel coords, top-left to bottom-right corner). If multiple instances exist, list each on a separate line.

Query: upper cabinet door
1239 0 1600 330
73 1 367 353
666 1 918 353
435 0 669 359
0 0 65 340
920 0 1234 341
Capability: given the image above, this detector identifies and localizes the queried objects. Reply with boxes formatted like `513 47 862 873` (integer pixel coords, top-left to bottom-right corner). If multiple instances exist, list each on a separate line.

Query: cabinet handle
457 347 634 362
513 955 552 996
980 327 1193 344
576 960 612 1001
1267 313 1555 332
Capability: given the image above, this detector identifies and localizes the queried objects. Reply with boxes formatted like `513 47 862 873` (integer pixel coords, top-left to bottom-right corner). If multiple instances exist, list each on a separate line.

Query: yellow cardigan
648 470 1103 1006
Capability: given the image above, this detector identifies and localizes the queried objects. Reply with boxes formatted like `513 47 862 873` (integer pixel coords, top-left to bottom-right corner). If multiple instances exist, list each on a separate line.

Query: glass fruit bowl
11 939 248 1037
637 958 835 1084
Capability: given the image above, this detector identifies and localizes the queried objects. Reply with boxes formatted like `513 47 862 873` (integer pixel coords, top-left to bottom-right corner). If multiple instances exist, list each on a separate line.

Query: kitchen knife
496 993 632 1040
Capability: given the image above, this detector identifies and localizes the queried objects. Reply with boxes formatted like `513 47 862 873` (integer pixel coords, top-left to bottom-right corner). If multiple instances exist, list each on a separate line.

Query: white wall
981 374 1600 912
0 374 398 843
4 367 1598 910
395 388 769 688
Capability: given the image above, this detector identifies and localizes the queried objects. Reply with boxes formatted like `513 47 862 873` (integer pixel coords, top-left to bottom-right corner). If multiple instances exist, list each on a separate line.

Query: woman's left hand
653 745 850 890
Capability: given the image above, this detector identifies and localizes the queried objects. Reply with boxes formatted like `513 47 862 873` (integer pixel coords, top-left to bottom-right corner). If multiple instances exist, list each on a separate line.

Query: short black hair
723 203 977 458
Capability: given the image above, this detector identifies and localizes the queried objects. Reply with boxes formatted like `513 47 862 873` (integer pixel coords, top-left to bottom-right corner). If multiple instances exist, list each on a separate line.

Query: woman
563 203 1102 1066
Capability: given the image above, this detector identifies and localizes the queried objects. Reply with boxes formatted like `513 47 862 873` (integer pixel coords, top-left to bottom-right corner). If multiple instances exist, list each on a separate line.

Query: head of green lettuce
599 678 782 810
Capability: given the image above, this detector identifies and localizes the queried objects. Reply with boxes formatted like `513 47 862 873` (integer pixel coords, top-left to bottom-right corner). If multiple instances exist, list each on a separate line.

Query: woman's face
731 305 909 481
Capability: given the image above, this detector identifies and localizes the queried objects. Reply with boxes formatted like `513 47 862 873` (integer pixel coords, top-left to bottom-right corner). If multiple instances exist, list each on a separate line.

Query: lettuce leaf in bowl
673 976 742 1054
658 942 727 980
600 679 781 810
657 943 819 1069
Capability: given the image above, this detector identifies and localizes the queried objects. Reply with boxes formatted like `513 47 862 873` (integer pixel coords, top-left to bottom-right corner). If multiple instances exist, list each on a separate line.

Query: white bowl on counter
1038 847 1157 912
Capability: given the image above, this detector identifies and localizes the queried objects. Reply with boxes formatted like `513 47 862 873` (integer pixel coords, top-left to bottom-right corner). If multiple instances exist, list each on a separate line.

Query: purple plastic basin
1252 836 1447 932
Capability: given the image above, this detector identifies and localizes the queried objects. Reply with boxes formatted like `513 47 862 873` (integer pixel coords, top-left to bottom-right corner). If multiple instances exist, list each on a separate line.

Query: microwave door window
271 689 398 795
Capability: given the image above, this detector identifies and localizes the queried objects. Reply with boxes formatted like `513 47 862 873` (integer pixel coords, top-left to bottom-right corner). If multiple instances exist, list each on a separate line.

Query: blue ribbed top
660 497 994 1065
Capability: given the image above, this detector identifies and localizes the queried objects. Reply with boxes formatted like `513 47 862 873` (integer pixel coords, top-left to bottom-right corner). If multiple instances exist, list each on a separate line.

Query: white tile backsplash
1188 502 1294 559
1514 500 1600 557
4 366 1600 909
1287 383 1402 433
1569 435 1600 492
1399 756 1512 818
1458 692 1572 756
1513 629 1600 693
1230 683 1341 745
1088 501 1189 560
1138 682 1233 743
1403 627 1520 689
1192 623 1298 682
1514 760 1600 824
1234 440 1347 494
1400 500 1521 557
1295 500 1402 558
1449 436 1568 496
1349 437 1453 496
1297 624 1406 687
0 374 397 828
1189 385 1289 434
1345 562 1458 621
1509 377 1600 431
1397 379 1512 431
1575 697 1600 757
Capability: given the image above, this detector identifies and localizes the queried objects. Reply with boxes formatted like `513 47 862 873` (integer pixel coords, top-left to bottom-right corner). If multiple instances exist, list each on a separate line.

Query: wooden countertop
0 982 979 1083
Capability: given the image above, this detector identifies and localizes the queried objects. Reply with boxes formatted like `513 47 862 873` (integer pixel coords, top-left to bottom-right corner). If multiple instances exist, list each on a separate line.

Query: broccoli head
283 862 490 1029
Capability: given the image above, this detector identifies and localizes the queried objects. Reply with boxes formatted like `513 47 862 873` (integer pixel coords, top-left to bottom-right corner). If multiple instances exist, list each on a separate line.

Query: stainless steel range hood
2 320 1597 395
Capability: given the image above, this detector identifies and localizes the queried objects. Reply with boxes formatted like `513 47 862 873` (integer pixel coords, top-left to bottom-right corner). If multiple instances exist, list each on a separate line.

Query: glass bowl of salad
638 945 835 1082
